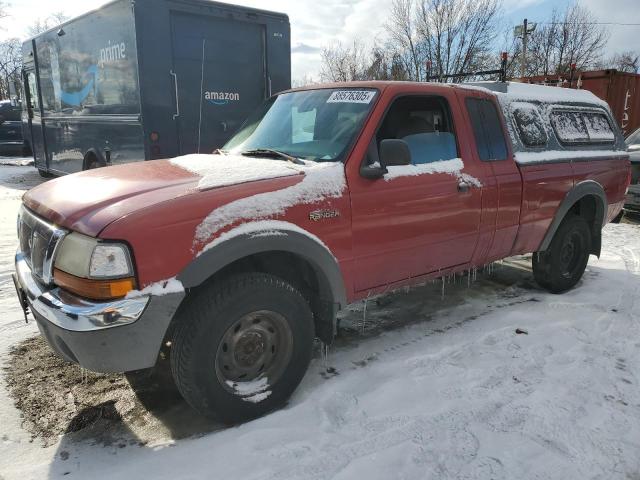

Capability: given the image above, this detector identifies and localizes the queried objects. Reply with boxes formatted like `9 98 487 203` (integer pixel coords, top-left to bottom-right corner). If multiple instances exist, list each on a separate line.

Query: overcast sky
2 0 638 80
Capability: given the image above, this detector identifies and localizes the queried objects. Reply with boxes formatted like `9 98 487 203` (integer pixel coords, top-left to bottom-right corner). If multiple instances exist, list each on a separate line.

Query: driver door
349 92 486 292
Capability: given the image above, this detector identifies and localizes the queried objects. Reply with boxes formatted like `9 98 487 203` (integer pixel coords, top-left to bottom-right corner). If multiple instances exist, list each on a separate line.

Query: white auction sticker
326 90 376 104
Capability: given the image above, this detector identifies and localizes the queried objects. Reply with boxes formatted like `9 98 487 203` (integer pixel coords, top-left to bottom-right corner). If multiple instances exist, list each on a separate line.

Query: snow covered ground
1 163 639 479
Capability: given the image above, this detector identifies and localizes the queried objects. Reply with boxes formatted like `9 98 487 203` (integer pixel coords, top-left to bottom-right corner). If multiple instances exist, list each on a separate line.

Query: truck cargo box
21 0 291 176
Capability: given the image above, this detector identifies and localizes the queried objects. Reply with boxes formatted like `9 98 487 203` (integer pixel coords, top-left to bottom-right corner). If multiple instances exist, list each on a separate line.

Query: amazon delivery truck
21 0 290 176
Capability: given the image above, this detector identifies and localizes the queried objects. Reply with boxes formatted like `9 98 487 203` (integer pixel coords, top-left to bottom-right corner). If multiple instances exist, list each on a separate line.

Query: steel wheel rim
559 231 583 278
215 310 293 397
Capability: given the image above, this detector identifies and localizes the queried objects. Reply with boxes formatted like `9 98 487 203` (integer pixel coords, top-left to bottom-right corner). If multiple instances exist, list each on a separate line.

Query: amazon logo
205 91 240 105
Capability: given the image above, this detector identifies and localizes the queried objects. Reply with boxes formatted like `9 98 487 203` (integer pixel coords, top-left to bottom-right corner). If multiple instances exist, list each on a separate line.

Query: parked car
0 100 29 155
21 0 290 177
13 81 630 422
623 127 640 215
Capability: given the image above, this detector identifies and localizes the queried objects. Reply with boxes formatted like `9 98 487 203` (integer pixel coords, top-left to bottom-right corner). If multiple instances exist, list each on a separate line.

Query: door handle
170 70 179 120
457 181 470 193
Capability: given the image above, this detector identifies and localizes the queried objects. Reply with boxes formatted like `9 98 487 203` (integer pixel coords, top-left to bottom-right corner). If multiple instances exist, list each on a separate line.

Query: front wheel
532 214 592 294
170 273 315 423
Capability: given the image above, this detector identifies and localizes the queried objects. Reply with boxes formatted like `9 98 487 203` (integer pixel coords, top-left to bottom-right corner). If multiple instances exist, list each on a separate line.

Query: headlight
53 232 136 300
90 244 133 278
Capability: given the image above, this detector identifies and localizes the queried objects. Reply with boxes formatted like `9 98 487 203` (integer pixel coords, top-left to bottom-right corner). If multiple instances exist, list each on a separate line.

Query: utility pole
514 19 537 79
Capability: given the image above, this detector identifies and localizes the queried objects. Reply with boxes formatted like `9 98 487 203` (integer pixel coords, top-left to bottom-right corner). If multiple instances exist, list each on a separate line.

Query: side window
27 72 40 112
551 110 615 144
465 98 508 161
513 106 548 147
376 95 458 165
583 112 615 143
551 111 589 144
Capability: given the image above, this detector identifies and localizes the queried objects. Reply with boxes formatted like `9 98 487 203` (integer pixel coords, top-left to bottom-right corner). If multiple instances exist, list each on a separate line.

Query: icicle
322 343 329 369
362 297 368 333
441 275 445 300
467 269 471 287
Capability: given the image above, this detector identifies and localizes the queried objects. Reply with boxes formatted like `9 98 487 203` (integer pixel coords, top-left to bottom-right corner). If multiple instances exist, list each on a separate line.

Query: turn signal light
53 268 135 300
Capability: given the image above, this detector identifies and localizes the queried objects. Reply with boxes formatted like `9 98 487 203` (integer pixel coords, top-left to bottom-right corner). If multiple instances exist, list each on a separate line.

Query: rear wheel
38 169 53 178
170 273 314 423
532 214 592 294
84 153 105 170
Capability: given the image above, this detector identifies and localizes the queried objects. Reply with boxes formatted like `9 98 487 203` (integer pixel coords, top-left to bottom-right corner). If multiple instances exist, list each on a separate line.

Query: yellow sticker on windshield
326 90 376 104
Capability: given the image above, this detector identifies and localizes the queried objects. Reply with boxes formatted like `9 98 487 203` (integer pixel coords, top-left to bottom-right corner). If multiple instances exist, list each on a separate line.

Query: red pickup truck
13 81 630 422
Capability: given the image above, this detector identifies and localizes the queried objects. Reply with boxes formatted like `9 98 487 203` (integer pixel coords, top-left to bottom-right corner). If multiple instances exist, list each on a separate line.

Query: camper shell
21 0 291 176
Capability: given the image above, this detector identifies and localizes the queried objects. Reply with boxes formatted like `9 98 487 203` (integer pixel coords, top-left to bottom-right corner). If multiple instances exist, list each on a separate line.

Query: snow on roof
460 81 609 108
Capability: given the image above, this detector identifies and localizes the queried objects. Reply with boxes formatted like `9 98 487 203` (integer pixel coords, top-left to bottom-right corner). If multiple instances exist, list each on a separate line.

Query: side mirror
380 139 411 167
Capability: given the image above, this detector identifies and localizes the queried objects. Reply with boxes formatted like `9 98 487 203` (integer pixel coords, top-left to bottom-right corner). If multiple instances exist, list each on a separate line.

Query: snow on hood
170 153 305 190
195 161 346 244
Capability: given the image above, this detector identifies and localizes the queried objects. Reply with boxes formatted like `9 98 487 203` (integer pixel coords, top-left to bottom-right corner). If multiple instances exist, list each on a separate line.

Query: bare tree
319 41 369 82
602 51 640 73
384 0 502 82
517 3 609 77
0 38 22 99
386 0 423 80
27 11 69 36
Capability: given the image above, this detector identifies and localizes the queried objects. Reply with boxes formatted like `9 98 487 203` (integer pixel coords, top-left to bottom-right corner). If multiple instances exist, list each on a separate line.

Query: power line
536 22 640 26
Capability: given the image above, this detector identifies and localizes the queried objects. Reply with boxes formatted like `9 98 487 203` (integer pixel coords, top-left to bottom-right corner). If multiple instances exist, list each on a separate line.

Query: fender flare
539 180 607 254
177 221 348 323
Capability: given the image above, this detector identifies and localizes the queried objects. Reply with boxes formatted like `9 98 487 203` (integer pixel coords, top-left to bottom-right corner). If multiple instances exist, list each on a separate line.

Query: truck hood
22 154 310 237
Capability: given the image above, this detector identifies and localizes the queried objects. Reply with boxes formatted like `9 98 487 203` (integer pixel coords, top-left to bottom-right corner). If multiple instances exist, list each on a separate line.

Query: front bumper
13 252 184 373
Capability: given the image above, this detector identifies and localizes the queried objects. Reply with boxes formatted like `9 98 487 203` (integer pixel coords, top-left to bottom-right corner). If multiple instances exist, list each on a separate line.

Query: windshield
223 88 378 162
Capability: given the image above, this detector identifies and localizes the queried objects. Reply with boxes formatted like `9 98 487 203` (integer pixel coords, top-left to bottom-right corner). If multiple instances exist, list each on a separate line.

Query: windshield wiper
240 148 305 165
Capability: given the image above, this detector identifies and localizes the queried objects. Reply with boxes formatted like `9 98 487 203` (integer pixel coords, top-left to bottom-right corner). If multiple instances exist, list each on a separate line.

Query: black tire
38 169 53 178
84 154 105 170
532 214 592 294
170 273 314 423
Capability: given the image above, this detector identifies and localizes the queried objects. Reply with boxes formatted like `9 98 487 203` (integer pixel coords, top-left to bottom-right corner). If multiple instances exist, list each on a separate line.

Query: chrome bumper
13 252 184 373
15 252 149 331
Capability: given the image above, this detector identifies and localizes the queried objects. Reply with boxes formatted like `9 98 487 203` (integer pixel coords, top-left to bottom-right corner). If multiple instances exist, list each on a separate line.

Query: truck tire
170 273 314 423
532 214 592 294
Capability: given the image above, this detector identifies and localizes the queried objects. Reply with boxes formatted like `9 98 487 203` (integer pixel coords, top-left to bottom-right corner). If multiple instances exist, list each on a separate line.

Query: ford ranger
13 81 631 422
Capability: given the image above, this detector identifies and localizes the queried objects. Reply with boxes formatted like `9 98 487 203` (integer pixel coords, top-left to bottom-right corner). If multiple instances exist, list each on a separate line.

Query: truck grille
17 206 66 284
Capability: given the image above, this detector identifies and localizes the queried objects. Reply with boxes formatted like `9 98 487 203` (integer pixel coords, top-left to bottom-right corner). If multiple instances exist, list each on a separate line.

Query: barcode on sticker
326 90 376 104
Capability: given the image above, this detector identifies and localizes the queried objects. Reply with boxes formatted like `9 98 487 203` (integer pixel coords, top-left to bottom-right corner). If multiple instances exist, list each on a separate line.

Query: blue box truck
21 0 291 176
